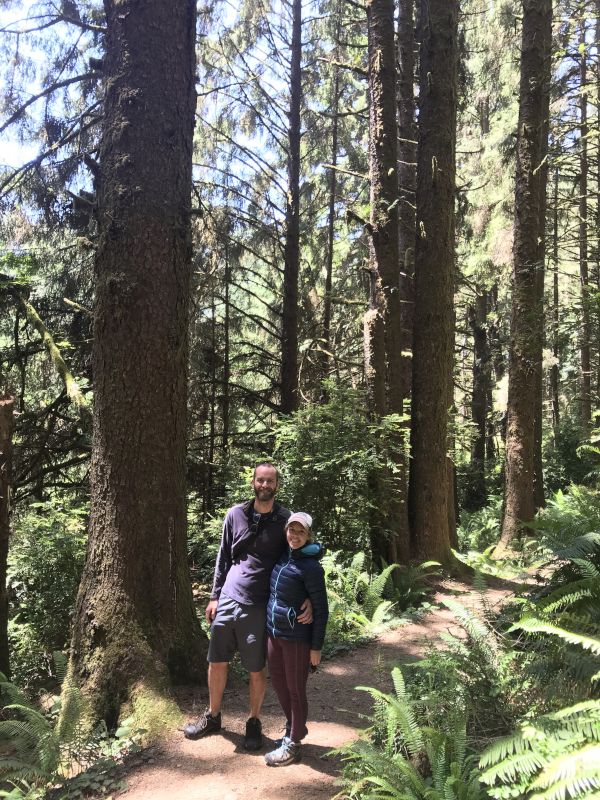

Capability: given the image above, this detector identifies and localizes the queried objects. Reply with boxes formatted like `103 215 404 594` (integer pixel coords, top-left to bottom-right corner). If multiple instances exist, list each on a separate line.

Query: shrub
0 670 145 800
543 417 599 493
480 621 600 800
8 498 87 687
272 384 403 553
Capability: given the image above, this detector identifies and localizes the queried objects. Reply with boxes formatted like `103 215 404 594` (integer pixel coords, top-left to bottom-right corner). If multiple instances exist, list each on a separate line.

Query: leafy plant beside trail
7 500 87 689
525 485 600 556
480 556 600 800
457 495 503 553
0 670 146 800
336 518 600 800
322 552 440 657
336 667 487 800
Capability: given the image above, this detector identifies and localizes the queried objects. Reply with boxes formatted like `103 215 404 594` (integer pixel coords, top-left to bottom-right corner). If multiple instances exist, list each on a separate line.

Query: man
184 462 312 750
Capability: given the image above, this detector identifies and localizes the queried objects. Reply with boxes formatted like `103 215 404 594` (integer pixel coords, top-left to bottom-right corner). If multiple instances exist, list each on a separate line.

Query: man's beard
254 486 276 501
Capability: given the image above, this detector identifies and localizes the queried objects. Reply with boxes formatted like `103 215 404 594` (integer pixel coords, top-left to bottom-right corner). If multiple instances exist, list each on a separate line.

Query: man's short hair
252 461 281 485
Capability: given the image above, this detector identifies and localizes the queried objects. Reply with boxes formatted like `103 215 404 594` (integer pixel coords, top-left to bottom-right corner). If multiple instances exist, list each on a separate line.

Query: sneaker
183 709 221 740
244 716 263 750
264 736 301 767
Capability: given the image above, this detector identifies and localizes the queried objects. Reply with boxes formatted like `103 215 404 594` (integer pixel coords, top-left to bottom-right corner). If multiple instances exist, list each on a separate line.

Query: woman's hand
310 649 321 667
297 597 313 624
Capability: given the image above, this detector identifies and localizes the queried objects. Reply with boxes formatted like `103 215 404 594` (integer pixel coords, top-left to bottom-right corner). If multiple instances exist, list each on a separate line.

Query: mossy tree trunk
67 0 205 728
397 0 416 406
578 20 591 433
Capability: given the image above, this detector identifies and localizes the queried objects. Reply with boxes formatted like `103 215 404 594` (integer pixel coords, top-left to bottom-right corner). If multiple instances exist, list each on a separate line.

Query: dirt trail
117 581 514 800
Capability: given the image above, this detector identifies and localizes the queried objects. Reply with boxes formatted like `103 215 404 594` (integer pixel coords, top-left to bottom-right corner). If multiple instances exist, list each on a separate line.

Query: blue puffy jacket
266 542 329 650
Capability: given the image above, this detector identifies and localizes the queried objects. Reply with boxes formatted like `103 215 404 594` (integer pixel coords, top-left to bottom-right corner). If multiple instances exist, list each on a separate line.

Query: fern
441 599 499 665
0 695 60 782
529 744 600 798
0 670 141 797
480 668 600 799
363 563 399 618
337 667 486 800
512 616 600 655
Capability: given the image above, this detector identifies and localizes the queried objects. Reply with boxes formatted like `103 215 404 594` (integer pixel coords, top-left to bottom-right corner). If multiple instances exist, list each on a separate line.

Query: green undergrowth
335 488 600 799
322 552 440 658
0 665 147 800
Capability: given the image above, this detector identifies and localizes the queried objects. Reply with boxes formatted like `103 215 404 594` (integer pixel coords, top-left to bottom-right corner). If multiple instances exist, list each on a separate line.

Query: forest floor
114 578 522 800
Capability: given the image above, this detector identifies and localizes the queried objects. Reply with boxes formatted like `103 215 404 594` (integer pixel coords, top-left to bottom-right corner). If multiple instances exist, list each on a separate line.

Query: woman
264 511 328 766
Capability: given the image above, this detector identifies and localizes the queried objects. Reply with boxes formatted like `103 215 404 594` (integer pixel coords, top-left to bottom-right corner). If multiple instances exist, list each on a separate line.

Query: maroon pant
267 634 311 742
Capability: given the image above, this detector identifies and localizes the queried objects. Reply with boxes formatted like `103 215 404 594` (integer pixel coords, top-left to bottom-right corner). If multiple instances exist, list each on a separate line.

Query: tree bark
68 0 205 727
596 1 600 409
464 290 489 511
397 0 416 404
0 397 14 679
222 241 231 459
409 0 458 565
280 0 302 414
320 59 340 403
365 0 410 565
550 169 560 434
533 14 551 512
496 0 552 557
578 20 592 433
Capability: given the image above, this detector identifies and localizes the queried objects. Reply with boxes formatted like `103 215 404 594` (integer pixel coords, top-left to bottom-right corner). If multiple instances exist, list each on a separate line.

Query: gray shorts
207 594 267 672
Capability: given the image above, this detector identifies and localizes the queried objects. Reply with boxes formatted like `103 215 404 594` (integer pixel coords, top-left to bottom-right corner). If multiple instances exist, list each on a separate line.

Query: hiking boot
244 716 263 750
183 709 221 740
264 736 301 767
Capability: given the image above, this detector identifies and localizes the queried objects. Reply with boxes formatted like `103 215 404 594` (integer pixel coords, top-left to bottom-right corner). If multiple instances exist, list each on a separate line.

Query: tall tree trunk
68 0 205 727
409 0 458 565
320 60 340 403
578 20 592 433
465 290 489 511
596 2 600 409
395 0 417 565
496 0 552 558
365 0 410 565
280 0 302 414
550 169 560 434
0 397 14 679
207 294 217 515
398 0 416 404
533 14 551 512
222 241 231 459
